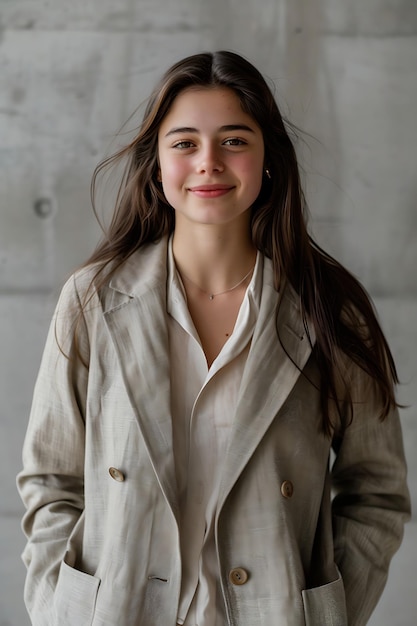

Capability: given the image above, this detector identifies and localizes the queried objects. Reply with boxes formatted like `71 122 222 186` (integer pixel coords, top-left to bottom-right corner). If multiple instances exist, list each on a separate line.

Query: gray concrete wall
1 1 416 624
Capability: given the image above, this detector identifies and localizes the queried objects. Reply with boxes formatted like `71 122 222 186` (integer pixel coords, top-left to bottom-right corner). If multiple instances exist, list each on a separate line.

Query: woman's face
157 86 265 231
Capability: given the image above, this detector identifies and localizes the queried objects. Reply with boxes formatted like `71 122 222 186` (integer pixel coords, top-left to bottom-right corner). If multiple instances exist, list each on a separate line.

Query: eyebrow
164 124 256 137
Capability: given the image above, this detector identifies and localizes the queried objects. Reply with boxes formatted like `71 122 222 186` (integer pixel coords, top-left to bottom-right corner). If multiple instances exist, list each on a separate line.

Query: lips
188 184 234 198
189 184 234 191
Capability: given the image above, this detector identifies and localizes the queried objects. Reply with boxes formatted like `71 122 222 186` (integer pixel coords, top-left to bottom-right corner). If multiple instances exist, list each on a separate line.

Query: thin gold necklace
179 265 255 300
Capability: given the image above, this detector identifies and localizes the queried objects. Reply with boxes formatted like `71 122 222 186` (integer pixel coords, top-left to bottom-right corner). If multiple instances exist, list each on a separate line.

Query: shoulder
56 264 102 316
57 237 169 314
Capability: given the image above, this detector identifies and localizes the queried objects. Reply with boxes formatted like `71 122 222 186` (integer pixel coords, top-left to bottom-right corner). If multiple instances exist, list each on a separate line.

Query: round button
109 467 125 482
281 480 294 498
229 567 249 586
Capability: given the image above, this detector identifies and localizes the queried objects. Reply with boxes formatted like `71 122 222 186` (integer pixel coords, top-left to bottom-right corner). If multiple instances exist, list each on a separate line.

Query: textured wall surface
1 1 416 624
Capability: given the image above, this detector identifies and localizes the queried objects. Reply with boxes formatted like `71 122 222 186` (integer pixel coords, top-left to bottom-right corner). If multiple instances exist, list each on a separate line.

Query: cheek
240 155 264 194
158 158 189 209
160 157 188 187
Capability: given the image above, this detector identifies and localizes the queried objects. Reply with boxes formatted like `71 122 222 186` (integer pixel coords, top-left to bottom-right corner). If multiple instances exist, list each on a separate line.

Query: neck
172 223 256 295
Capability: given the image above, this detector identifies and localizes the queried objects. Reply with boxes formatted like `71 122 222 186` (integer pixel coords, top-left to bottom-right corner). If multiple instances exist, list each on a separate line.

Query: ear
157 168 162 183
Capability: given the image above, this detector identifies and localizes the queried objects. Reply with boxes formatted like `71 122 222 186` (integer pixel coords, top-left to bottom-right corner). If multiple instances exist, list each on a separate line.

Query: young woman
18 50 410 626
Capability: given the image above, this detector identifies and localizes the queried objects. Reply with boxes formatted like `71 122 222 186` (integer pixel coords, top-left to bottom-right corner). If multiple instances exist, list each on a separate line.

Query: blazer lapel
217 265 315 514
102 239 179 521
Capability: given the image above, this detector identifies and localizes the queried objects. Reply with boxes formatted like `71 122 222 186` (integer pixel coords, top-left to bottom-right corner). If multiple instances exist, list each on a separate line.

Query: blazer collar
107 237 170 302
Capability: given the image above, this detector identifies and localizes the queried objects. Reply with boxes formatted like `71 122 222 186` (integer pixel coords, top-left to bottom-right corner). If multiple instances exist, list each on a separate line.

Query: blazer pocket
54 556 101 626
302 570 347 626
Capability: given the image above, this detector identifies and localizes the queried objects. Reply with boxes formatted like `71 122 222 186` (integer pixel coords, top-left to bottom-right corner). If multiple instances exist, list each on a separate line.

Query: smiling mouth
188 184 234 198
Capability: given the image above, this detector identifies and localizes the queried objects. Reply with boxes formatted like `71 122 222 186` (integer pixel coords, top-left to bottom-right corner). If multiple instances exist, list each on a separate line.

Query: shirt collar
166 235 263 319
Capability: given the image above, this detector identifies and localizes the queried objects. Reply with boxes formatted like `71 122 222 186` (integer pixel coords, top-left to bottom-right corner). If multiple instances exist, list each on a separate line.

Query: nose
196 143 224 174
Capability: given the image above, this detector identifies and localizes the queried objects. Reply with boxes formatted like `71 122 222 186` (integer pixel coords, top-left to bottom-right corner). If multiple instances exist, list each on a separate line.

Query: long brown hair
84 50 398 434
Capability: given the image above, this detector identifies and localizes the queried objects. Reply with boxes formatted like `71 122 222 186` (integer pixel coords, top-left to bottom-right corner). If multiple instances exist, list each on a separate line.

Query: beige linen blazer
17 238 410 626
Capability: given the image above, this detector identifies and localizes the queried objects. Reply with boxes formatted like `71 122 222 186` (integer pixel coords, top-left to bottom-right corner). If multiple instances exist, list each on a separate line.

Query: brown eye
223 138 246 146
173 141 194 149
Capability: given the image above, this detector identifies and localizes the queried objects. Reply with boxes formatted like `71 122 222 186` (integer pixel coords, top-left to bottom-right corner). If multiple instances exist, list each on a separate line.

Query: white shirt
166 240 263 626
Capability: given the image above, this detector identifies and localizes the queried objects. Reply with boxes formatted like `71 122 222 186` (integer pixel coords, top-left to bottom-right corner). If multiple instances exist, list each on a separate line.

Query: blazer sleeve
331 363 411 626
17 274 90 626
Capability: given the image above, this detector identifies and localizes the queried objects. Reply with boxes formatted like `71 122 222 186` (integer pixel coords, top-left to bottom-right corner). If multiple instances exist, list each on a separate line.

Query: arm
17 275 90 625
331 366 411 626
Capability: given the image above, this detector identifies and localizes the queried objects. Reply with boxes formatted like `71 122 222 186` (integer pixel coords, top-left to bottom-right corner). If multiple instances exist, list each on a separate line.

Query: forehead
159 86 258 130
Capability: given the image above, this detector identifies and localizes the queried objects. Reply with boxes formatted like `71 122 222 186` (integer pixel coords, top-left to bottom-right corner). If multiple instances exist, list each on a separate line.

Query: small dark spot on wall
294 26 303 34
33 198 54 218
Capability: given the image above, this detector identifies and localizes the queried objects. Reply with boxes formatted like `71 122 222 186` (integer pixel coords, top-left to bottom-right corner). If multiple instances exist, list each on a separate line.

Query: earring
265 168 271 179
